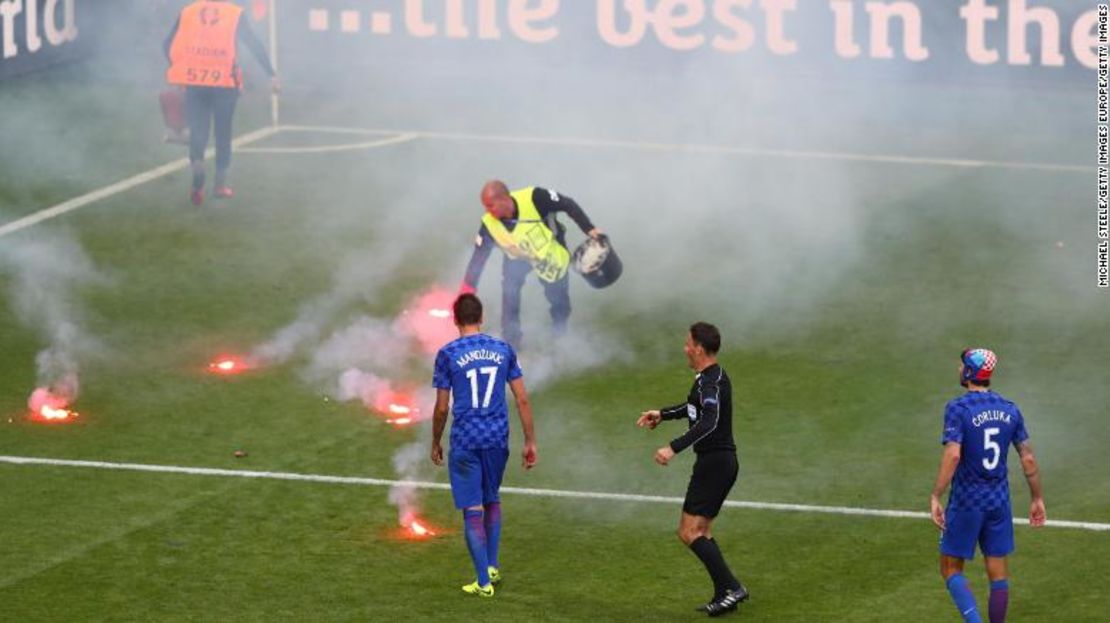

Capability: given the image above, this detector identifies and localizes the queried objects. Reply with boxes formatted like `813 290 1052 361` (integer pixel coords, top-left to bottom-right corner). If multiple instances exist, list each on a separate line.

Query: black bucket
572 235 622 288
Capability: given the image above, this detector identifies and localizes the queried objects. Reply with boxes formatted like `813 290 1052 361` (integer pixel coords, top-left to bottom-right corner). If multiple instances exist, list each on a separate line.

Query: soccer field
2 58 1108 622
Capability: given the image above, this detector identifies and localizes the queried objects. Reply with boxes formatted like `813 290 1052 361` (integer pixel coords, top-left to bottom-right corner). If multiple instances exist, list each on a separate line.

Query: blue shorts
448 447 509 509
939 506 1015 559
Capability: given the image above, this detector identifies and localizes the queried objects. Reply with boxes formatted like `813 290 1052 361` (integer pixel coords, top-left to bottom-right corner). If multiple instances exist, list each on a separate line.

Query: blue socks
462 503 502 585
946 573 983 623
462 509 490 586
484 502 502 569
988 579 1009 623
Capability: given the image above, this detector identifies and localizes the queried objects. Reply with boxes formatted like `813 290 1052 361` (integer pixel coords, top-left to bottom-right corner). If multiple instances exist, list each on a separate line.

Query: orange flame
383 401 417 426
408 519 436 537
38 405 75 421
371 390 421 425
208 356 251 375
28 387 78 423
397 286 458 353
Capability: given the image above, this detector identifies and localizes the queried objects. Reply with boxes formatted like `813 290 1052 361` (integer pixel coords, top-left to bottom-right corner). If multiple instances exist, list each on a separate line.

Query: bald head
480 180 515 219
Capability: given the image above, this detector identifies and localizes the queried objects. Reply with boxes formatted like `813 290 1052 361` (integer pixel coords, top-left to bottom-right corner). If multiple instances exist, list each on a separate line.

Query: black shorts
683 450 739 518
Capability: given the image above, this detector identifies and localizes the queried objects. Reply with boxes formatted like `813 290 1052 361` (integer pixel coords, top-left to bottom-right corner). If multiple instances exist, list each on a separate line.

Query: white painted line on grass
2 455 1106 532
236 132 418 155
279 126 396 136
278 124 1085 173
0 126 279 239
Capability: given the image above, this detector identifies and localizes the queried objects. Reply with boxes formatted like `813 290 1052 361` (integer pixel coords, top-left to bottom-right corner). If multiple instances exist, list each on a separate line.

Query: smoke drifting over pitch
0 232 103 419
1 4 1099 529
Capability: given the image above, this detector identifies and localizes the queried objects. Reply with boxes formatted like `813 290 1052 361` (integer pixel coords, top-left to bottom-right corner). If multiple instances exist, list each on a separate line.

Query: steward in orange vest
166 0 245 89
163 0 277 205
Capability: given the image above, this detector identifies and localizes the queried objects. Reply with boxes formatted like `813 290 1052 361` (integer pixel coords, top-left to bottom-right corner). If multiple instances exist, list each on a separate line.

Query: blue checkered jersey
433 333 522 450
941 390 1029 512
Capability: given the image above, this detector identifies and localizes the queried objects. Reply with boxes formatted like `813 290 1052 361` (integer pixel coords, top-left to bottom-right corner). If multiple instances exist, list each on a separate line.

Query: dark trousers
501 255 571 349
185 86 239 172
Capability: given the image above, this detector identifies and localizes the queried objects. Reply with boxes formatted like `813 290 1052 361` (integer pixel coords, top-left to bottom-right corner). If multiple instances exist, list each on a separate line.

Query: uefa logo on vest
0 0 79 60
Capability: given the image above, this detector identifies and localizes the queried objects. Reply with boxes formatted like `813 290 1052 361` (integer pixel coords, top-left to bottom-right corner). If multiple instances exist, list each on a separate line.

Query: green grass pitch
1 69 1107 621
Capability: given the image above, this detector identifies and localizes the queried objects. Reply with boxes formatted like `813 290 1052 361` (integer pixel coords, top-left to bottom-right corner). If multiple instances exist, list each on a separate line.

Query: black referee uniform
660 363 737 518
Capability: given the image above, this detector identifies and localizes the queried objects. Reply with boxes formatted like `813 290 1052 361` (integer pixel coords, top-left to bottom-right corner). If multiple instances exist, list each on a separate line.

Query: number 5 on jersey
466 366 498 409
982 427 1001 470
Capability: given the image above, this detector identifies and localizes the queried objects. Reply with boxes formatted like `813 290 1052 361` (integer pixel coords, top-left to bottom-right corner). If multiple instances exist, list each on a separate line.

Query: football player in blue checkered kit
431 293 537 598
929 349 1045 623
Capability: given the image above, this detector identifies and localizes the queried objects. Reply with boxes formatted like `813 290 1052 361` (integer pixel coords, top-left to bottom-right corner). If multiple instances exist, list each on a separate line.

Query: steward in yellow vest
460 180 604 349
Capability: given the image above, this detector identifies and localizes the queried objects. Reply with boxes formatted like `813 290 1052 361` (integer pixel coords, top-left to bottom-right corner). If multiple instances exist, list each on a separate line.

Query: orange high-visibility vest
166 1 244 89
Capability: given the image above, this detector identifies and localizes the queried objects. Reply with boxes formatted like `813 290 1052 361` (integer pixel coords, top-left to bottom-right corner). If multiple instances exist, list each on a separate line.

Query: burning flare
398 513 438 539
27 387 77 422
409 520 435 537
383 399 419 426
337 370 428 426
207 356 252 375
384 403 415 426
396 286 458 354
372 389 422 426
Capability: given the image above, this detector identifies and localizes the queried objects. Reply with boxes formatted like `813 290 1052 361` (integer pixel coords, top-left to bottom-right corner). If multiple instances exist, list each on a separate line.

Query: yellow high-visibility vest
481 187 570 283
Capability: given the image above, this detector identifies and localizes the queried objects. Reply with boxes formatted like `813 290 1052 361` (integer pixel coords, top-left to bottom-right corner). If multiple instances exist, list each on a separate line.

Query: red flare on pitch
397 286 457 354
400 516 438 539
27 388 78 423
409 520 435 536
207 356 251 375
384 402 415 426
36 404 76 421
370 389 422 426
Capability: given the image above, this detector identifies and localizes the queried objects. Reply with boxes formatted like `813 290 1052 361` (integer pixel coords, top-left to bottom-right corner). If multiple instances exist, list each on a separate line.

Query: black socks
690 536 741 598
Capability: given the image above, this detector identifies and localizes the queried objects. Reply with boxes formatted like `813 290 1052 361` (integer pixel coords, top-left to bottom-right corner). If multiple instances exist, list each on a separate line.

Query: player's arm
929 442 961 529
533 187 602 238
460 226 494 293
430 388 450 466
508 378 537 469
1017 440 1046 527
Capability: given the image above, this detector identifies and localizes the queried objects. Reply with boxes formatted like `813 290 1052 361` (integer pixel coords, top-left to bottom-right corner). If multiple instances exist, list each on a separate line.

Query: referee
637 322 748 617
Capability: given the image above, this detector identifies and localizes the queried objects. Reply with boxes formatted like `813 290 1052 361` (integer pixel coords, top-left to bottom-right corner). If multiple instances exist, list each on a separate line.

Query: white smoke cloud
388 439 432 526
250 247 414 366
0 231 105 404
310 316 405 383
516 319 633 392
